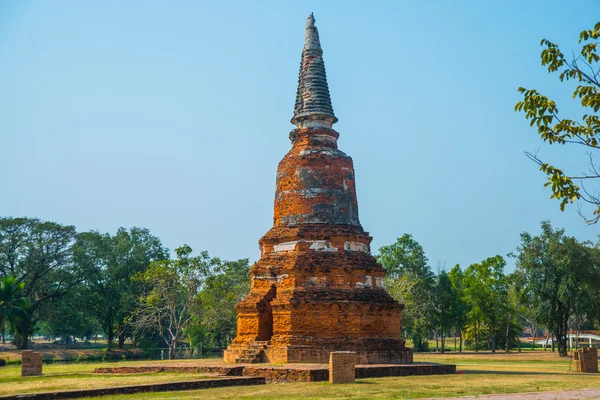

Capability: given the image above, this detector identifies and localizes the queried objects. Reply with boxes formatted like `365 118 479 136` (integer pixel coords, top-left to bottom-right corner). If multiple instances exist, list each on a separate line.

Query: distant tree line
2 217 599 358
378 221 600 356
0 217 249 358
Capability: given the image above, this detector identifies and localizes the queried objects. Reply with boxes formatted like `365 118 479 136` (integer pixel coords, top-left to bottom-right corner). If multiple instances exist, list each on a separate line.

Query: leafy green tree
434 270 454 353
463 256 508 353
129 245 219 359
0 276 29 344
448 264 470 353
73 228 167 351
503 272 526 352
378 234 435 351
195 258 250 349
515 21 600 224
0 217 80 348
36 289 100 341
515 221 600 356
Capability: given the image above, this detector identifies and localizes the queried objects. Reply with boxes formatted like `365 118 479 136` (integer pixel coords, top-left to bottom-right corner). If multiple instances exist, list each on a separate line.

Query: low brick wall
356 363 456 378
93 362 457 383
0 377 265 400
242 366 328 383
574 348 598 373
94 365 245 376
21 350 43 376
329 352 356 384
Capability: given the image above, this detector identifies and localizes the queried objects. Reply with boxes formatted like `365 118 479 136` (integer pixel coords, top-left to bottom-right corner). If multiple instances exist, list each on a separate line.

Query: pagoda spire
291 13 338 128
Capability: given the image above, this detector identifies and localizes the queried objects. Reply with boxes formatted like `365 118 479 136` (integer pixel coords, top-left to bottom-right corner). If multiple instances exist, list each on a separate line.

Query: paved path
430 388 600 400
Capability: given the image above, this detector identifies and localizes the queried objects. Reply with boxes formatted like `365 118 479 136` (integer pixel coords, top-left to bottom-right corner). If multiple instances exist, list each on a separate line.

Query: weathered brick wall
21 350 43 376
329 352 356 384
574 348 598 373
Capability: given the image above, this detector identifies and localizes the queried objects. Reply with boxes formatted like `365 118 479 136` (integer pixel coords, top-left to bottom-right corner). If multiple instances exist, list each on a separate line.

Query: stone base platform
94 360 456 383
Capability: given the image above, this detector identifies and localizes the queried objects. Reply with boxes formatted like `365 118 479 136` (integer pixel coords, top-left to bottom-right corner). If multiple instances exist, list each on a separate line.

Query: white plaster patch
344 242 369 253
253 275 276 281
365 275 373 288
298 188 329 198
273 241 298 252
355 281 365 288
309 240 338 252
276 274 290 282
298 149 337 157
375 277 384 288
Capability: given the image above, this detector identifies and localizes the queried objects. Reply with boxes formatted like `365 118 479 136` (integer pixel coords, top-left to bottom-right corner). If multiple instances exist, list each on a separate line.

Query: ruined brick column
224 13 413 365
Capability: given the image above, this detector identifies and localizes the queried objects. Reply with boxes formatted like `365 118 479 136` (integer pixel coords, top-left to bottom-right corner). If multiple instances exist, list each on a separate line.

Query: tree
503 272 526 353
516 21 600 224
463 256 508 353
515 221 600 356
0 277 29 344
129 245 218 359
73 227 167 351
194 258 250 350
434 270 454 353
448 264 470 353
0 217 80 348
378 234 435 351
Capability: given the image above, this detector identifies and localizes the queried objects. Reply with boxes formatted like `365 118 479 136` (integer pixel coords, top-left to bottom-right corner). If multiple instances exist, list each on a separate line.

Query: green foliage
193 258 250 349
515 221 600 356
463 256 508 352
0 276 29 344
378 234 435 351
128 245 219 359
0 217 79 348
72 227 167 350
516 21 600 223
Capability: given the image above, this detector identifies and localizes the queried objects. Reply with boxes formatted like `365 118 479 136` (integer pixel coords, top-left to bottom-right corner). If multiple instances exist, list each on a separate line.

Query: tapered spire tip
292 13 338 127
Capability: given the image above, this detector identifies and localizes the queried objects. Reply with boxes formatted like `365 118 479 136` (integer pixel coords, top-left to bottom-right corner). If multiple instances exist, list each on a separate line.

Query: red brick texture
224 127 412 364
329 352 356 384
574 348 598 373
21 350 43 376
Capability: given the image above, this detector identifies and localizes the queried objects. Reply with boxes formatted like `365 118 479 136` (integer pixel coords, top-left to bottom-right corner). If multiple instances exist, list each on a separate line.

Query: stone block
329 351 356 384
574 348 598 373
21 350 43 376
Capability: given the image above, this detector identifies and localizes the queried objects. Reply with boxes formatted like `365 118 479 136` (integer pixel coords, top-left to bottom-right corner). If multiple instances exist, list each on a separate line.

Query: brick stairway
235 341 270 363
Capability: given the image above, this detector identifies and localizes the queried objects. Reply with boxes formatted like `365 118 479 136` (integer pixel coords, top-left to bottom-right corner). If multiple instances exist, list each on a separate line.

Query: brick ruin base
329 352 356 384
21 350 43 376
574 348 598 373
94 361 456 383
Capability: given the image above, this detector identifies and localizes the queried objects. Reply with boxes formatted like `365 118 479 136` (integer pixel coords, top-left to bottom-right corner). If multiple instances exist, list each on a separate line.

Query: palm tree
0 277 29 345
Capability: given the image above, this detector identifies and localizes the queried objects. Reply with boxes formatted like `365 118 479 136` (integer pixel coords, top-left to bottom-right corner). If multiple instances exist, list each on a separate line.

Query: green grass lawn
0 352 598 399
0 361 213 396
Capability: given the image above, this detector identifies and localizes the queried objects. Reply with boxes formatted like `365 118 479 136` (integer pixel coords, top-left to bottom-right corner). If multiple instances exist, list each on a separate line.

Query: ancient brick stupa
224 14 413 364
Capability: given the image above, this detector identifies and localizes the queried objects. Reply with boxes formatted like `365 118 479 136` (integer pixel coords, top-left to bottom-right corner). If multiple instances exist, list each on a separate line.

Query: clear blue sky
1 0 599 270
